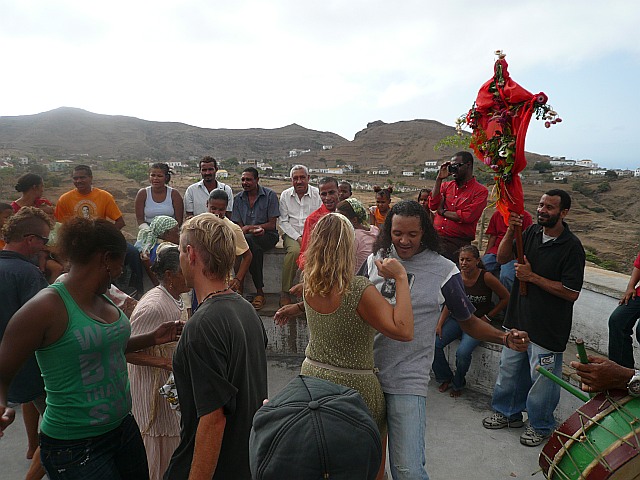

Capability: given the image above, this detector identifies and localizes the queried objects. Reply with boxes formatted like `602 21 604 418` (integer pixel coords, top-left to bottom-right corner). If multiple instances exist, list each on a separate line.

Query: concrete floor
1 357 546 480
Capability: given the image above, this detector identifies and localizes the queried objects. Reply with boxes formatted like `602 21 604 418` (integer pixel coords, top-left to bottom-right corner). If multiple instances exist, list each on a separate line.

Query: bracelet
484 314 492 323
503 331 511 348
297 302 305 312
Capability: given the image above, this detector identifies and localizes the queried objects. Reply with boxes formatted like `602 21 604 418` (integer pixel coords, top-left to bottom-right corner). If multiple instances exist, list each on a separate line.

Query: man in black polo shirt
482 189 585 447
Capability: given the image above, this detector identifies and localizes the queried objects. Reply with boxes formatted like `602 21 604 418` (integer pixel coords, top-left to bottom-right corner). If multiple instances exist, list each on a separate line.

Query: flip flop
252 295 266 311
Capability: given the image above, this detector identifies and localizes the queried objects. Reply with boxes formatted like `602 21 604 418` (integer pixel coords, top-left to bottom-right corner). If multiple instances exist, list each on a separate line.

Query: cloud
0 1 639 165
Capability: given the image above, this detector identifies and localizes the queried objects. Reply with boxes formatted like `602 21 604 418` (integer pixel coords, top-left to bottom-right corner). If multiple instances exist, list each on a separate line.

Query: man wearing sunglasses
0 207 52 477
429 151 488 261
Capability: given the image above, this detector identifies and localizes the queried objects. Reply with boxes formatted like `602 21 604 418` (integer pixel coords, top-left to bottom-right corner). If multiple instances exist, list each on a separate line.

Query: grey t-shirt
365 247 474 397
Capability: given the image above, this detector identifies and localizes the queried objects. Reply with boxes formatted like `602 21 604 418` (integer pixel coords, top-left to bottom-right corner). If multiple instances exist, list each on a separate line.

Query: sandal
252 295 266 311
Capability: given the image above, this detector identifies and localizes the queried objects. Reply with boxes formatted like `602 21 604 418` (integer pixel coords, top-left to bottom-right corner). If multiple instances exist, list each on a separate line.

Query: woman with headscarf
127 244 189 480
136 215 180 287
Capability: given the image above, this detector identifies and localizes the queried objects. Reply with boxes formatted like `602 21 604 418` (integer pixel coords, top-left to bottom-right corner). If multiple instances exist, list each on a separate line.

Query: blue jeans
608 295 640 368
481 254 516 292
491 344 563 436
40 414 149 480
499 260 517 293
481 253 500 276
432 316 481 391
385 393 429 480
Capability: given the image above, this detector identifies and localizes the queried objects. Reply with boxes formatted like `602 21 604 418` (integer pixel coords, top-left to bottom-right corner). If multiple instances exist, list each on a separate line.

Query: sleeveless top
465 270 493 317
144 185 175 223
36 282 132 440
301 276 386 435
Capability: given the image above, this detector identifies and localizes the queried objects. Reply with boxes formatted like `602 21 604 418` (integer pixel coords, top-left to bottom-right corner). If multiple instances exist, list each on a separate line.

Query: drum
539 390 640 479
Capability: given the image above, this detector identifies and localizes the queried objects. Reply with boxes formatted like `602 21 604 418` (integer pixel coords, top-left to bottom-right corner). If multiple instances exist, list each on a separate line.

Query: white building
576 159 597 168
289 149 311 158
424 160 438 167
322 145 333 150
402 171 415 176
217 169 229 178
554 171 573 176
589 170 607 175
367 169 390 175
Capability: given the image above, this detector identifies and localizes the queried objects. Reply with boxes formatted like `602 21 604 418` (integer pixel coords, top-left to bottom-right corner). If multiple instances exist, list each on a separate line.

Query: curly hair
372 200 441 257
58 217 126 264
303 213 355 297
150 162 172 184
180 213 235 281
2 206 52 243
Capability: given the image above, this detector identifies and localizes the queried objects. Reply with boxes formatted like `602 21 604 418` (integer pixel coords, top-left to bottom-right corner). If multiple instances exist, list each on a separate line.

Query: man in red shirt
429 151 488 261
483 209 533 291
296 177 339 270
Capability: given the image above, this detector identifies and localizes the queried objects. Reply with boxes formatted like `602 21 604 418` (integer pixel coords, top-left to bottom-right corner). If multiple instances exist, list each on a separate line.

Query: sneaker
482 412 524 429
519 426 550 447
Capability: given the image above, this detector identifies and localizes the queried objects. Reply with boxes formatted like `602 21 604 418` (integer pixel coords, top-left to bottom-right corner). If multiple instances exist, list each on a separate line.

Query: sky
1 1 639 168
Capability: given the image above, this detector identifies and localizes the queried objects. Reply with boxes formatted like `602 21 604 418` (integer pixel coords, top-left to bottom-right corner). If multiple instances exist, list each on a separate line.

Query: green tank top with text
37 282 132 439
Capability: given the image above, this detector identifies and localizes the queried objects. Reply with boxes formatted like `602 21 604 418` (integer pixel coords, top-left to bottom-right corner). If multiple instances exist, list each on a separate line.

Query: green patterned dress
301 275 386 436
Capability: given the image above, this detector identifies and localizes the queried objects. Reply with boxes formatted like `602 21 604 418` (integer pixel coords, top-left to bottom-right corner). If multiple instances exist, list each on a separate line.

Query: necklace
198 285 230 306
159 285 185 310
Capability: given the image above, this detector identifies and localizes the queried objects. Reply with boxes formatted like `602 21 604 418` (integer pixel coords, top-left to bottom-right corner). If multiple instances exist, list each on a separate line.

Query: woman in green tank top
0 218 183 480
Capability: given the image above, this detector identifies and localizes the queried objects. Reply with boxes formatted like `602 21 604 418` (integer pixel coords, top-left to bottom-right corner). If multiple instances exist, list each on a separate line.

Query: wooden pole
515 224 527 296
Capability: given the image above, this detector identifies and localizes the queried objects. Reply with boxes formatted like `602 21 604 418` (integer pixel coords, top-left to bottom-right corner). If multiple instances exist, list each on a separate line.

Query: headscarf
136 215 178 255
345 197 370 228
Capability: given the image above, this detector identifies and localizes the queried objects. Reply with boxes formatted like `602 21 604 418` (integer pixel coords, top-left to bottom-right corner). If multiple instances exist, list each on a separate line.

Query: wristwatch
628 370 640 397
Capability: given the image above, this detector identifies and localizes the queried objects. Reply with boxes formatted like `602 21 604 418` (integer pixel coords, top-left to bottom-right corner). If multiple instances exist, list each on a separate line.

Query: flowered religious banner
456 51 561 224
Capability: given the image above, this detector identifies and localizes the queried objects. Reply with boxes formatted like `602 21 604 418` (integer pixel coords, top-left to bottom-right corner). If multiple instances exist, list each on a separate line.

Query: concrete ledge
254 261 639 423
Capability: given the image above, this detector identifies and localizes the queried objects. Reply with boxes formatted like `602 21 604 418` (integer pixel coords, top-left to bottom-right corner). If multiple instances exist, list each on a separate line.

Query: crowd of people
0 153 638 479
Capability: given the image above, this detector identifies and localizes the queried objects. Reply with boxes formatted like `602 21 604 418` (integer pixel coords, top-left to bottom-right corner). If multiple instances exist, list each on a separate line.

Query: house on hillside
589 170 607 175
48 160 73 172
217 169 229 178
367 169 390 175
402 171 415 176
322 145 333 150
289 149 311 157
576 159 597 168
309 167 344 175
257 161 273 172
0 160 13 169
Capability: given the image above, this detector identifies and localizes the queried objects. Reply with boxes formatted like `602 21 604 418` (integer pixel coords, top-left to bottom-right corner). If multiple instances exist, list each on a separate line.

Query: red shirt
633 252 640 296
296 204 331 269
428 177 488 239
485 210 534 255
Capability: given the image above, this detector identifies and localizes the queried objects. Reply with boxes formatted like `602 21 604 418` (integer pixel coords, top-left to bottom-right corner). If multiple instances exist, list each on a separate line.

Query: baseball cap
249 375 382 479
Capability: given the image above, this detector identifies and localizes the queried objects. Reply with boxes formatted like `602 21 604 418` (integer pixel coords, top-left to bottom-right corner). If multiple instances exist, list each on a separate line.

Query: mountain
0 108 550 167
0 107 348 161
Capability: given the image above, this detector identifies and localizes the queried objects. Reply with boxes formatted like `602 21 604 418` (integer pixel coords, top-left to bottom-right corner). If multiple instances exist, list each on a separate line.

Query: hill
0 108 553 170
0 107 348 161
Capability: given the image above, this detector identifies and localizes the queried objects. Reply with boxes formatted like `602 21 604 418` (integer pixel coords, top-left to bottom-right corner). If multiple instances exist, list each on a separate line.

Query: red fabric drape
469 58 547 224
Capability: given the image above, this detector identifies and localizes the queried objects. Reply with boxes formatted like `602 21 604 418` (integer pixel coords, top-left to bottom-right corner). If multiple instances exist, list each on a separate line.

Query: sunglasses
24 233 50 245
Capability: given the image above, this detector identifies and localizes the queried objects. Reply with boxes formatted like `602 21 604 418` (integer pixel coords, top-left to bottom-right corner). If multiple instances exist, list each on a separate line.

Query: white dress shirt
278 185 321 240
